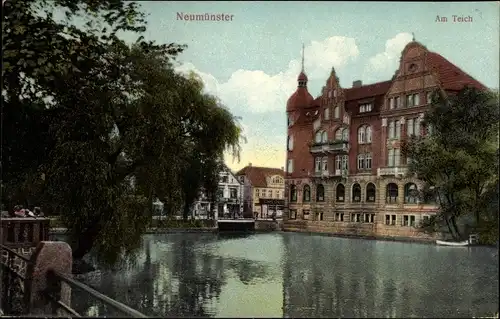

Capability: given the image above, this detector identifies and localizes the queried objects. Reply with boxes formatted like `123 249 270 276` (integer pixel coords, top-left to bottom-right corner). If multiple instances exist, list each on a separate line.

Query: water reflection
282 233 498 318
62 232 498 318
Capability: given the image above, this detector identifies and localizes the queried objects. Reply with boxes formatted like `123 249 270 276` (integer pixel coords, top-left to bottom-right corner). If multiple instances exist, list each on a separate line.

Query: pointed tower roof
287 43 313 112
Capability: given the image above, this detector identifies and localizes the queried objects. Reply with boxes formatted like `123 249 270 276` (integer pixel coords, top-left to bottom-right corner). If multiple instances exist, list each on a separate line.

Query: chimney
248 163 252 167
352 80 362 88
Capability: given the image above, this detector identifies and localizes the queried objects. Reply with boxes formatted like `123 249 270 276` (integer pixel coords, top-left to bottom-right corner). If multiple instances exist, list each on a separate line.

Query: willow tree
3 0 243 264
402 87 499 243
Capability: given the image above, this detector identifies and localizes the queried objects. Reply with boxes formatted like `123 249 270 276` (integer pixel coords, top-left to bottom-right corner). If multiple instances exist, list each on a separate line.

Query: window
322 157 328 172
395 120 401 139
287 159 293 173
335 156 342 171
386 183 398 204
316 184 325 202
335 128 342 140
403 215 410 226
395 96 401 108
359 103 372 113
275 190 279 198
328 90 332 98
352 184 361 202
415 118 421 136
288 115 294 127
385 214 396 225
290 184 297 202
289 209 297 220
324 107 330 120
341 155 348 170
230 188 238 199
268 190 272 198
364 213 370 223
334 106 340 118
387 149 400 167
366 183 376 202
404 183 419 204
366 126 372 143
321 131 328 143
287 135 294 150
316 211 324 221
335 213 344 222
357 154 365 169
342 128 349 141
427 91 433 104
365 153 372 169
222 176 228 183
410 215 416 227
370 214 375 223
336 184 345 202
333 89 337 97
389 98 395 110
356 213 361 222
255 189 260 198
302 209 310 220
358 126 366 144
407 93 420 107
315 157 321 172
388 120 395 139
315 131 322 143
303 185 311 202
407 119 414 137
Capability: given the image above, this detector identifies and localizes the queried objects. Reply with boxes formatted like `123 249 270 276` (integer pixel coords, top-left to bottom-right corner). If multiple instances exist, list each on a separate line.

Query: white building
192 165 244 220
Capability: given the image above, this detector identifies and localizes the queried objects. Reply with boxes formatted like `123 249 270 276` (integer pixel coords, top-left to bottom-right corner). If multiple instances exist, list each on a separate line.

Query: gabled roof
235 166 285 187
222 164 242 185
425 52 487 91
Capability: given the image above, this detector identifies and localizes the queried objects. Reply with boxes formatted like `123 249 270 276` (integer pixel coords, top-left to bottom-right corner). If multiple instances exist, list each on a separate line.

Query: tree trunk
450 216 462 240
443 215 455 239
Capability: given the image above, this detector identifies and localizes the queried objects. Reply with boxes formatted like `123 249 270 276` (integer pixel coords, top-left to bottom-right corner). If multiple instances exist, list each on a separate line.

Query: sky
119 1 499 172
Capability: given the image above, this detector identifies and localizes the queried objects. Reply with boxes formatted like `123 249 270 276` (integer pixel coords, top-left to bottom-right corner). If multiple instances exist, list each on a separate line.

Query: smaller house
192 164 243 219
236 164 285 219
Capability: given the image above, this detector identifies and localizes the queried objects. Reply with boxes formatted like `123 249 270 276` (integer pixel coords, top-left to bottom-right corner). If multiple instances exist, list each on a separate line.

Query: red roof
235 166 285 187
286 87 315 112
344 80 392 101
298 71 308 81
425 52 487 91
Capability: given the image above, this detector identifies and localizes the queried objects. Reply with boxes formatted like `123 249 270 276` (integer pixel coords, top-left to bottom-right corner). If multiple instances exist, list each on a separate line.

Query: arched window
316 184 325 202
342 128 349 141
404 183 418 204
366 183 376 202
290 184 297 202
358 126 366 144
315 131 322 143
386 183 398 204
352 183 361 202
303 185 311 202
335 128 342 140
366 126 372 143
287 135 293 151
336 184 345 202
321 131 328 143
324 107 330 120
334 106 340 118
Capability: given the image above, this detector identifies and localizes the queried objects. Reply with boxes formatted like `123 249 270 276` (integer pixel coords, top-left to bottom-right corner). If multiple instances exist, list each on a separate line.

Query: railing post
24 241 73 315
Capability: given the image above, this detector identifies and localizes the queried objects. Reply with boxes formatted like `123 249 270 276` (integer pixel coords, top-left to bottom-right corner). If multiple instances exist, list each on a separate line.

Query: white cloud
364 32 413 81
175 36 359 114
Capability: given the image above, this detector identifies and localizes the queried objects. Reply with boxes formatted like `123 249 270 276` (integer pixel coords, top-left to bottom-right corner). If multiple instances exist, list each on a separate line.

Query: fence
0 240 147 317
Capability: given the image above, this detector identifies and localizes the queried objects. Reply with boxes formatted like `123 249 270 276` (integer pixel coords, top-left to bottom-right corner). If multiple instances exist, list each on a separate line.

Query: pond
62 232 498 318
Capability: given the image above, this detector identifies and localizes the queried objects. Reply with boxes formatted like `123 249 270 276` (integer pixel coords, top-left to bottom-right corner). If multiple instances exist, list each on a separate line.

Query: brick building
284 40 487 240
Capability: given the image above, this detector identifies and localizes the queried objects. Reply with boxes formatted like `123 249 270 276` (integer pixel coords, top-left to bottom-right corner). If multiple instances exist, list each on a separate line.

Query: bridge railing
1 241 146 317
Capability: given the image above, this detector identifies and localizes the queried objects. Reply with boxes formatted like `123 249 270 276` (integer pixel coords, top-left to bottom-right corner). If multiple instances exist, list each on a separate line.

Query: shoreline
48 227 497 248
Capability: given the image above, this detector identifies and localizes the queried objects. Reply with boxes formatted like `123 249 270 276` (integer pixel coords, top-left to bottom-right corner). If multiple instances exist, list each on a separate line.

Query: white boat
436 239 470 246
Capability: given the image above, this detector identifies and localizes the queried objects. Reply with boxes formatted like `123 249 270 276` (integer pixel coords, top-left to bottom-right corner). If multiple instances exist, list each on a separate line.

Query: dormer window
359 103 372 113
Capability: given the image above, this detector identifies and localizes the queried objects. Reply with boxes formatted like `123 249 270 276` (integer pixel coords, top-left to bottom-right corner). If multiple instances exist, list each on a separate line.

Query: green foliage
402 87 499 241
2 0 242 264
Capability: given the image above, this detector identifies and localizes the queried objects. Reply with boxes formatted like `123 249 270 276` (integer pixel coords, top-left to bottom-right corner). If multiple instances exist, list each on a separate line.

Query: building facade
192 164 243 219
284 40 486 240
236 165 285 219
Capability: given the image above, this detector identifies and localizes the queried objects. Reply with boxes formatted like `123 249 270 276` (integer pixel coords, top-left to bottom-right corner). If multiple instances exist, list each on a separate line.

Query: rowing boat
435 239 470 246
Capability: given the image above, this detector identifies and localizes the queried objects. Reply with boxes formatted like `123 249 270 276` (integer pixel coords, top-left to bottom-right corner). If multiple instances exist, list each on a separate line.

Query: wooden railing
0 240 147 317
